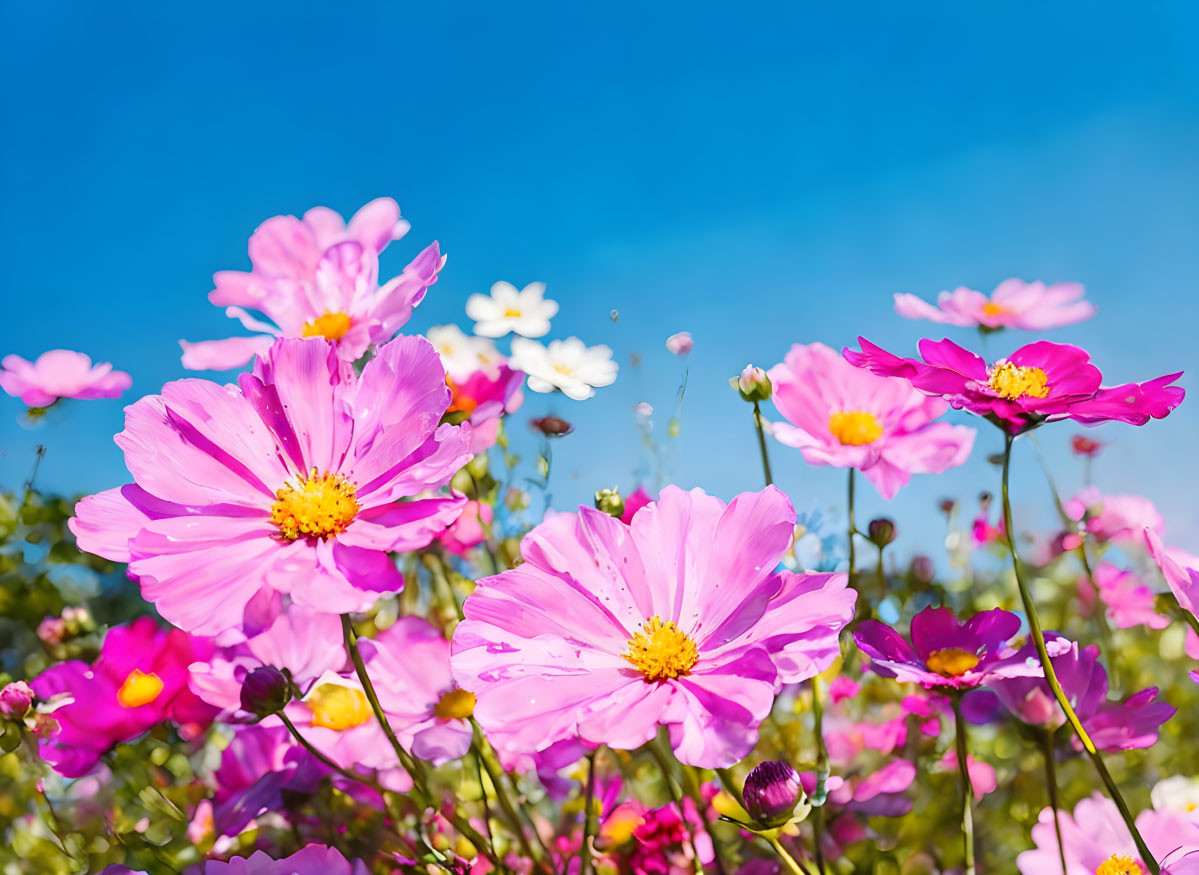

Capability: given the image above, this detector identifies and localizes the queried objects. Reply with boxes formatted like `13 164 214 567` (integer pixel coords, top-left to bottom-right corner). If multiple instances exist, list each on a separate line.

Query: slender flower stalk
810 677 828 875
1041 728 1069 875
753 400 774 487
649 737 704 875
579 749 598 875
999 434 1160 874
471 721 554 869
951 696 975 875
765 834 814 875
277 711 377 789
847 469 857 589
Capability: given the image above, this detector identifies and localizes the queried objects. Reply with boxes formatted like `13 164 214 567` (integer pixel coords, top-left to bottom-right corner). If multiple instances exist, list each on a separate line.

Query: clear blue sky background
2 2 1197 560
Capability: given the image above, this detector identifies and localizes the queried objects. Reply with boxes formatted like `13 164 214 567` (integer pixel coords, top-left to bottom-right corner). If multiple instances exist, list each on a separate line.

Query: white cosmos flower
509 337 618 401
1152 776 1199 814
465 281 558 338
426 324 503 380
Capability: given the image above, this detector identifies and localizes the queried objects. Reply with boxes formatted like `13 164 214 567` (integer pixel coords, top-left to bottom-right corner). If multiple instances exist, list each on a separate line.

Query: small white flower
509 337 618 401
633 401 654 418
465 281 558 339
426 325 502 380
1152 776 1199 814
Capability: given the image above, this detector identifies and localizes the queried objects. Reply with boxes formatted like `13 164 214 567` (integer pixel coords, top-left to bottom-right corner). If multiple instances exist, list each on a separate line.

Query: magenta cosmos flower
767 342 975 499
1018 794 1199 875
201 846 369 875
894 278 1095 331
989 634 1174 751
1 350 131 407
854 606 1057 691
71 336 471 636
451 485 855 768
844 337 1184 433
31 617 218 777
181 197 443 371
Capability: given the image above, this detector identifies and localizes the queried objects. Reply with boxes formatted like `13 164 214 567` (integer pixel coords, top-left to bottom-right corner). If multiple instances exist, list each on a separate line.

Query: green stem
847 468 857 589
278 711 377 788
951 697 975 875
810 677 828 875
424 552 465 622
579 750 599 875
471 721 554 870
1042 728 1069 875
1000 435 1159 874
649 739 703 875
716 767 745 809
752 401 774 487
765 834 814 875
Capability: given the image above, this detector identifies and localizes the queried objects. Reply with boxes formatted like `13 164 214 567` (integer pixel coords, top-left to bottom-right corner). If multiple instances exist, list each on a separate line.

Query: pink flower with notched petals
451 486 856 768
894 279 1095 331
854 606 1061 691
70 336 471 636
1 350 131 407
181 198 443 371
844 337 1184 433
1146 531 1199 672
31 617 218 777
200 846 370 875
1078 562 1169 632
989 633 1173 751
767 343 975 499
1067 486 1165 546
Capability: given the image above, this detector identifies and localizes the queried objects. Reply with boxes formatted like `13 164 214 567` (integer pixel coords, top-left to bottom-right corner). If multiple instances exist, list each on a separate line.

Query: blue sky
2 2 1197 558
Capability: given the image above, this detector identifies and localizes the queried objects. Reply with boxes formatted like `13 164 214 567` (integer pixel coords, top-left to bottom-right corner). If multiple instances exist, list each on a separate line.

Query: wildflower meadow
0 192 1195 875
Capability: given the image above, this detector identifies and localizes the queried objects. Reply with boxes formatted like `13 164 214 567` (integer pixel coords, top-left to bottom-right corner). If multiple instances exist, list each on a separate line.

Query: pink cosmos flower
211 724 326 837
1018 794 1199 874
446 365 525 455
188 608 347 715
1067 487 1165 546
31 617 218 777
843 338 1184 433
1145 531 1199 649
767 343 975 499
438 500 494 556
451 485 856 768
666 332 694 355
181 198 442 370
854 606 1059 691
1078 562 1169 632
70 336 471 636
0 350 131 407
200 846 369 874
620 486 654 525
989 634 1173 751
360 616 476 765
893 279 1095 331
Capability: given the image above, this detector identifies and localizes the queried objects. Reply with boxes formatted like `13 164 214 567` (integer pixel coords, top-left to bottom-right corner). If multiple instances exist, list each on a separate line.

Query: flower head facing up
466 281 558 338
844 337 1183 433
854 606 1056 691
768 343 975 499
893 279 1095 331
181 198 443 370
0 350 131 408
451 485 855 768
71 336 471 636
510 337 617 401
31 617 218 777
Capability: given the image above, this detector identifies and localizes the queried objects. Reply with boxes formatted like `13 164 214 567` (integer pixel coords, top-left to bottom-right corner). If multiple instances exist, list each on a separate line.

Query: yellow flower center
270 469 360 541
503 307 523 318
553 363 574 376
981 301 1008 317
624 616 699 682
433 688 477 720
117 669 164 708
445 376 479 415
301 311 353 341
988 362 1049 400
828 410 883 446
1096 855 1142 875
925 647 981 678
307 683 371 731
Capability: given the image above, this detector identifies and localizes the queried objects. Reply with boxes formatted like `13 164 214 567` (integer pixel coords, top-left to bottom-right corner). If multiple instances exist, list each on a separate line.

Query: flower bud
1071 434 1104 458
938 498 957 515
531 416 574 437
239 666 291 718
743 760 804 827
731 366 772 403
665 332 694 356
866 518 897 548
0 681 33 719
909 555 935 584
594 488 625 520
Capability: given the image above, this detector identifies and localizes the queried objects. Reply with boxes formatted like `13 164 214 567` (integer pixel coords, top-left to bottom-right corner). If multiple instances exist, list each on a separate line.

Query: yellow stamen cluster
301 311 353 341
624 616 699 682
1096 855 1142 875
270 469 360 541
502 307 523 318
828 410 883 446
307 683 371 731
981 301 1008 317
433 688 477 720
988 362 1049 400
117 669 165 708
925 647 981 678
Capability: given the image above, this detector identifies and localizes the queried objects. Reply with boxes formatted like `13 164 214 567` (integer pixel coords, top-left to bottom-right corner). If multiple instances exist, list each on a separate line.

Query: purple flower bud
744 760 803 826
0 681 33 719
239 666 290 717
867 517 897 547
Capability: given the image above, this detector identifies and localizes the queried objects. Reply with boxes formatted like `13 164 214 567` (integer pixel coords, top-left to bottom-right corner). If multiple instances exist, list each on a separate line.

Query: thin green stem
1000 435 1159 874
579 750 599 875
1042 729 1069 875
765 834 814 875
752 401 774 487
951 697 975 875
471 721 554 870
847 468 856 587
810 677 828 874
649 739 703 875
278 711 376 788
424 552 465 622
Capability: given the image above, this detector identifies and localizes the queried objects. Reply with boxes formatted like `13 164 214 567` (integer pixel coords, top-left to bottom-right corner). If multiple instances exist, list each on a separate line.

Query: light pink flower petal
180 336 275 372
347 197 406 253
